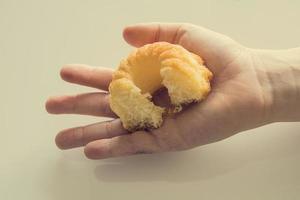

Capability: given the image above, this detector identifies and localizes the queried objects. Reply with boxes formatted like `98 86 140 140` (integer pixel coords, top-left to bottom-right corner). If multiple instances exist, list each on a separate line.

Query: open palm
46 23 269 159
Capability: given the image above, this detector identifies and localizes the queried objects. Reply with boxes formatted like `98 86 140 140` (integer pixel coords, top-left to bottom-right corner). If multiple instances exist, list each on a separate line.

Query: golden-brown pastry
109 42 213 131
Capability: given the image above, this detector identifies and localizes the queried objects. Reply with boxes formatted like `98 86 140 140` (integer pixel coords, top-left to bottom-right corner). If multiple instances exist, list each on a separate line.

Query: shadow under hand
94 148 243 183
94 123 300 183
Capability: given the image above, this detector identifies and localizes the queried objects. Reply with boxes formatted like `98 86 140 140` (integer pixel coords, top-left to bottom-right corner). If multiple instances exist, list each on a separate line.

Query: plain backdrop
0 0 300 199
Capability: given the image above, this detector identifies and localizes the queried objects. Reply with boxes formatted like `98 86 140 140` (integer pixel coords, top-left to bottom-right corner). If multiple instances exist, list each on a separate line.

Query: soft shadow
42 149 93 200
94 124 300 182
94 149 242 182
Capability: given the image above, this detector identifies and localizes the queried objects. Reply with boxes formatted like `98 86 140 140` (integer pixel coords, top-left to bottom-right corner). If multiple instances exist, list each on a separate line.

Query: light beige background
1 0 300 199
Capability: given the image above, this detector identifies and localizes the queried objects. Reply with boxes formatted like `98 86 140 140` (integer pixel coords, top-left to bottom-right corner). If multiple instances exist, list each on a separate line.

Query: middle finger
46 92 116 118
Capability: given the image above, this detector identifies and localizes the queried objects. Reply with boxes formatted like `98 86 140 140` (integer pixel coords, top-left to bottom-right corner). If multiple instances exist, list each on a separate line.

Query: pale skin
45 23 300 159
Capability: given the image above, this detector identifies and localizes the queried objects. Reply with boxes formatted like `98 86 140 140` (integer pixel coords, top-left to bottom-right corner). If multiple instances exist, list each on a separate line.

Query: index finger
60 64 114 90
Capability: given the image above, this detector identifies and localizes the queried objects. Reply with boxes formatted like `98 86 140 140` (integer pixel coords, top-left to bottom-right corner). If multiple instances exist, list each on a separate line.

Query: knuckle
151 122 190 152
130 132 157 154
72 94 80 113
151 129 176 152
73 126 85 144
180 23 197 33
100 94 111 116
104 121 113 137
154 23 161 42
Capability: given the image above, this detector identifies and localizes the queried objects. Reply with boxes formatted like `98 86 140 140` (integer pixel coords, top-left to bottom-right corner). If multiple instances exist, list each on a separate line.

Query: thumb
123 23 242 74
123 23 187 47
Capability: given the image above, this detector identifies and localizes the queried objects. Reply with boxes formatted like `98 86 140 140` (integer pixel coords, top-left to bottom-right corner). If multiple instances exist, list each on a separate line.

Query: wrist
254 48 300 122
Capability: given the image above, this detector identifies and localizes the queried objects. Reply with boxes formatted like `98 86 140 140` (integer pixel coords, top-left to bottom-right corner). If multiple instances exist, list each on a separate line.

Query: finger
45 92 116 118
60 64 113 90
84 132 161 159
123 22 187 47
55 119 127 149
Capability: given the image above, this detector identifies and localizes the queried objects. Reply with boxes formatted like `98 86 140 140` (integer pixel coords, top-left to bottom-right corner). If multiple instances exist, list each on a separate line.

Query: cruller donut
109 42 213 131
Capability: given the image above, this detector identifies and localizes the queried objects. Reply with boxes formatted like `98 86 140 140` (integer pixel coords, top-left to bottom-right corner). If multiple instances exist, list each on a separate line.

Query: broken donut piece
109 42 213 131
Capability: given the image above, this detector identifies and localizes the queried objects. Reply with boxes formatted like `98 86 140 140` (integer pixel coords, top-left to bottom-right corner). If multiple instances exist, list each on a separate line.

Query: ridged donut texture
109 42 213 131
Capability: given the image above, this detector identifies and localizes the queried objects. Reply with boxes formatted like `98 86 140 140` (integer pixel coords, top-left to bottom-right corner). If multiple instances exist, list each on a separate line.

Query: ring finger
45 92 116 118
55 119 128 149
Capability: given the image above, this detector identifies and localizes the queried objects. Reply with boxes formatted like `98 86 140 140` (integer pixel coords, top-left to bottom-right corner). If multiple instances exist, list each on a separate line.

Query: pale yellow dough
109 42 213 131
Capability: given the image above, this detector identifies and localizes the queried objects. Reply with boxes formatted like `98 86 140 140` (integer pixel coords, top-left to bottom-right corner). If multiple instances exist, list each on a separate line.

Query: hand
46 23 296 159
